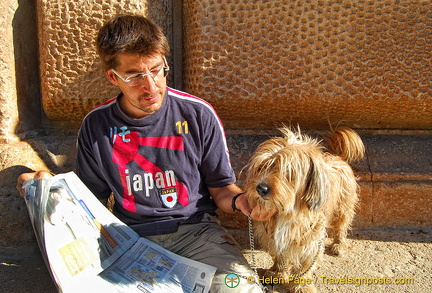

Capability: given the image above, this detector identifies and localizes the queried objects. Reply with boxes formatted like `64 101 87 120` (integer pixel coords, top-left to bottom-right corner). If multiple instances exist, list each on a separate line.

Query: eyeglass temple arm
163 57 170 77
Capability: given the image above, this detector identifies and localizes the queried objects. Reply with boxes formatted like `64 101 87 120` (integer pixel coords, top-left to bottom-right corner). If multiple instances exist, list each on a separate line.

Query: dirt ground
236 227 432 293
1 226 431 293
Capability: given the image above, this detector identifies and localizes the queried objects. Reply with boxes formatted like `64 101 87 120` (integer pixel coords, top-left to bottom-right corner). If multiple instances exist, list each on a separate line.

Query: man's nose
140 74 158 91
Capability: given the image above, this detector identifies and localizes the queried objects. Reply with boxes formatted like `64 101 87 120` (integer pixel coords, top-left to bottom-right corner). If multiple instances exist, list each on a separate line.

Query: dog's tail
324 127 365 163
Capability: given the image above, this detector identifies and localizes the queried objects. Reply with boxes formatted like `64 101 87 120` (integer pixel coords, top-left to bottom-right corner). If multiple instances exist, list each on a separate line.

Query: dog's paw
329 243 345 257
295 284 318 293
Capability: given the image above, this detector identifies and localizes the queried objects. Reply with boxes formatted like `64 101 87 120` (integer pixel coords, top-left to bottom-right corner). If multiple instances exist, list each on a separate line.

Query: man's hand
208 184 277 222
16 170 52 198
235 194 277 221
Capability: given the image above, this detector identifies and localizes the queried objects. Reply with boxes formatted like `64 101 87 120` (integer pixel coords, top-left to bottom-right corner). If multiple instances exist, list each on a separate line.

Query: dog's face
244 129 330 216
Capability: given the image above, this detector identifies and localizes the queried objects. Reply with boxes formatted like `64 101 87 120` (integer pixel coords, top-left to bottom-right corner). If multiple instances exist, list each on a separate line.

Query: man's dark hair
96 14 170 70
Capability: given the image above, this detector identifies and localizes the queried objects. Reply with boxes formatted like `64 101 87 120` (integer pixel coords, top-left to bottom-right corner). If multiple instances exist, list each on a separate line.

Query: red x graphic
112 131 188 213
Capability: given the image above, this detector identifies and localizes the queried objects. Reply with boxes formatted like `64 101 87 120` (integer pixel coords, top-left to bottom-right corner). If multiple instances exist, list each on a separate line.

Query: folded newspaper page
23 172 216 293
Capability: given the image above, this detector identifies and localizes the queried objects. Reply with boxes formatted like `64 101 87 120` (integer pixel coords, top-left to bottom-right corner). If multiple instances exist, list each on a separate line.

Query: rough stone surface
0 0 20 143
36 0 174 124
372 182 432 226
183 1 432 129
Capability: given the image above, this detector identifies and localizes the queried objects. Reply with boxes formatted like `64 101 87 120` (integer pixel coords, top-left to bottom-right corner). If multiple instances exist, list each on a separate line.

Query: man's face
106 52 167 119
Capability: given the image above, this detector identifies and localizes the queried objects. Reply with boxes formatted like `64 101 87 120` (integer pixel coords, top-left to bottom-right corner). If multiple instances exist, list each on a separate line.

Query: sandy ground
236 227 432 293
1 226 431 293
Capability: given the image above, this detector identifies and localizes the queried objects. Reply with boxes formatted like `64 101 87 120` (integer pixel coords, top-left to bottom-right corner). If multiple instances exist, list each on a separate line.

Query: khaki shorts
145 214 262 293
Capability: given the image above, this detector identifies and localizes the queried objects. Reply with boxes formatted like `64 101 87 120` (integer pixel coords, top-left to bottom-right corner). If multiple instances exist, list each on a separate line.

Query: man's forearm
208 184 243 213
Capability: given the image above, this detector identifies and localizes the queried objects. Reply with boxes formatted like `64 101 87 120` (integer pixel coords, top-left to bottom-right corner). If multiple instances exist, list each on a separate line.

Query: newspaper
23 171 216 293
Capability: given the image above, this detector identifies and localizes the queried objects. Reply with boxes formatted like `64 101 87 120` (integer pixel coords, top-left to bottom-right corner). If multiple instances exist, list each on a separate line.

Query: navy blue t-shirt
76 87 235 236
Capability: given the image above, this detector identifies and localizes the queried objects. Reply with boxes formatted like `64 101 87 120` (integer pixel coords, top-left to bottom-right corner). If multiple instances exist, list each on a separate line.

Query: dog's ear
302 156 330 211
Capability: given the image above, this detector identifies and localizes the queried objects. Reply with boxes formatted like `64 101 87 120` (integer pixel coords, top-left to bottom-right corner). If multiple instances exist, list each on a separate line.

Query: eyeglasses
111 57 169 86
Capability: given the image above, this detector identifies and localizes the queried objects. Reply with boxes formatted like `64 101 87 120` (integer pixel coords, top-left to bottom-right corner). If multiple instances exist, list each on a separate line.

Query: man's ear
106 70 119 86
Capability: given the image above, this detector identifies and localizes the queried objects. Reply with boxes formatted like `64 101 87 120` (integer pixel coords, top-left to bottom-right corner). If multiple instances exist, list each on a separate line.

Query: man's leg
146 214 263 293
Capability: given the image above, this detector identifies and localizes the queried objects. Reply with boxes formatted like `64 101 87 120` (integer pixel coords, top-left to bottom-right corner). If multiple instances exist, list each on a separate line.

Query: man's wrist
231 192 244 212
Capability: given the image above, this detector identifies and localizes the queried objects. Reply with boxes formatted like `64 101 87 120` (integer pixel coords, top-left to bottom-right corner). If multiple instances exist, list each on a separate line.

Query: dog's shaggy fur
244 127 365 293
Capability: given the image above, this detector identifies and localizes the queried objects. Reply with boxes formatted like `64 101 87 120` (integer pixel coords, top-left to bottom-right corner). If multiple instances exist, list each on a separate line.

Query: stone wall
37 0 175 125
32 0 432 130
183 0 431 129
0 1 431 248
0 0 20 143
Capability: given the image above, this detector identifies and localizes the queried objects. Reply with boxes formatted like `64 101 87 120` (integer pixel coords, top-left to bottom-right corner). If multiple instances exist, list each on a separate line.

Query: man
18 14 274 292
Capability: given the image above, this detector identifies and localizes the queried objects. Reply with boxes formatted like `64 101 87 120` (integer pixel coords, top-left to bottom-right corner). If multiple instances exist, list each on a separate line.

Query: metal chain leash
248 213 269 292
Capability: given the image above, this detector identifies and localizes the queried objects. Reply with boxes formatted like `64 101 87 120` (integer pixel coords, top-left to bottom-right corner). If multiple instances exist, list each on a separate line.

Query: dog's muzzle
256 183 270 199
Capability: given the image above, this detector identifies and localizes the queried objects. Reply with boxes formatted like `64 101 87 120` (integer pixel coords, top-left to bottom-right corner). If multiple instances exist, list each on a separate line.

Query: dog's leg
329 195 357 256
329 217 349 256
326 162 359 257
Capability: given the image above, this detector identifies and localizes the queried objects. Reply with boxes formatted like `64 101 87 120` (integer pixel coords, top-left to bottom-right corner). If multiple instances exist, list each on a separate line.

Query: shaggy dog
244 127 365 292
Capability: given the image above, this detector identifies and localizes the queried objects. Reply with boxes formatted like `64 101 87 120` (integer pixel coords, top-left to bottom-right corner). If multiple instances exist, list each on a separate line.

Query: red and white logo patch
160 188 178 208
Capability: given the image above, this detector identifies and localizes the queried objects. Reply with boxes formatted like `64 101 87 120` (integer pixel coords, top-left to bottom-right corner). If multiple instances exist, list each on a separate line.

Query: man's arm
208 184 276 221
17 170 109 207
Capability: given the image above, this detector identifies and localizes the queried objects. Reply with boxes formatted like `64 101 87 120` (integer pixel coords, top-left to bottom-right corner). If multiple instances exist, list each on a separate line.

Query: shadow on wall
11 0 78 187
13 0 43 134
21 129 79 174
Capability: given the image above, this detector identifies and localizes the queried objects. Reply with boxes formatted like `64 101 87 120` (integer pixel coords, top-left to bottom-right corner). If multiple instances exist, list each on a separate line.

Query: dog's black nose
256 183 270 198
